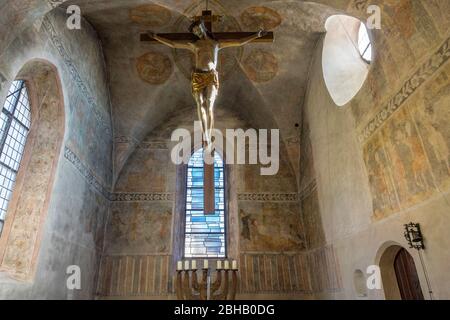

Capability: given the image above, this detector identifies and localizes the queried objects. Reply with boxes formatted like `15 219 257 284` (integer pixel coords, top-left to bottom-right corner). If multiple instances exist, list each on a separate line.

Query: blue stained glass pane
188 167 204 187
192 216 206 222
185 148 225 258
187 188 204 210
214 153 223 167
185 233 225 258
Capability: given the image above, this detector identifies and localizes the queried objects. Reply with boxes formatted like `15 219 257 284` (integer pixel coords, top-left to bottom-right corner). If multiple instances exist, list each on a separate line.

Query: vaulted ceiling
63 0 346 171
1 0 353 177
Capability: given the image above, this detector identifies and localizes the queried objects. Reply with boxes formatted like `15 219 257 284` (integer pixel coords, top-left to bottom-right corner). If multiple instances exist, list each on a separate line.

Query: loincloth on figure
191 69 220 94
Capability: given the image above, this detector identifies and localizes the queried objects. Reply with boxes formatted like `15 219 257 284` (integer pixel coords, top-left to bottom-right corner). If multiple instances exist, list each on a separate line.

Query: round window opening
358 23 372 63
322 15 372 106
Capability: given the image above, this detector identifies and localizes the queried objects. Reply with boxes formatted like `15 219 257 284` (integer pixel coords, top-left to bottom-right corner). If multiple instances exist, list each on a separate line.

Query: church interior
0 0 449 300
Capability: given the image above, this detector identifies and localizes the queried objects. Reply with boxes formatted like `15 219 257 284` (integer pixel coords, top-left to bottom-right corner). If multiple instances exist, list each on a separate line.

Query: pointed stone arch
0 59 65 281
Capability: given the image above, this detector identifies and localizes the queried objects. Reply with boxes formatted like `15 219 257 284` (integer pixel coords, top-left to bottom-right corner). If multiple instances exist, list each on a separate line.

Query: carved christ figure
148 20 267 147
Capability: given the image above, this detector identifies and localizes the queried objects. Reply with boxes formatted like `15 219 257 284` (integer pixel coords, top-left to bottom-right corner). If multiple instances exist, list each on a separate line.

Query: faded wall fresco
239 202 305 252
413 65 450 191
287 0 450 299
136 52 173 85
236 144 303 254
243 50 279 83
0 66 63 279
240 6 283 30
349 0 450 125
363 61 450 220
115 146 174 193
345 0 450 221
105 202 173 255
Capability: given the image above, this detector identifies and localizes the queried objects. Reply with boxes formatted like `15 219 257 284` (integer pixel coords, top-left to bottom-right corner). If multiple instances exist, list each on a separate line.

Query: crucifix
141 9 274 214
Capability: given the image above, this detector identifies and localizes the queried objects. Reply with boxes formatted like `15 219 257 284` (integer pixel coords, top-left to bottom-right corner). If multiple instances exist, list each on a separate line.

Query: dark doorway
394 248 424 300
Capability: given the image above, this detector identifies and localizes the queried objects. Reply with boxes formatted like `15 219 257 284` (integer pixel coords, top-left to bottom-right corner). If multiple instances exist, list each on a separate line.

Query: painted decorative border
115 136 139 144
351 0 370 12
64 147 111 200
42 16 112 137
299 180 317 201
111 193 174 202
359 36 450 143
64 147 174 202
238 193 298 202
138 141 169 150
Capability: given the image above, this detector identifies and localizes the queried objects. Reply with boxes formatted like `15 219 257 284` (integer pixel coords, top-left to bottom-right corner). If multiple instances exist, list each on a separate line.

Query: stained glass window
184 149 226 258
0 80 32 236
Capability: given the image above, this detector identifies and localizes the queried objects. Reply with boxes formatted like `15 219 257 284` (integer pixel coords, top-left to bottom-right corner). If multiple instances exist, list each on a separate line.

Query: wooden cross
203 160 215 215
140 10 274 44
141 10 274 215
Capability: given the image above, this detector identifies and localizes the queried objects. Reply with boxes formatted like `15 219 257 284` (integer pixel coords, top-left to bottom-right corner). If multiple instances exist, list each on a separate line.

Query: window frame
182 148 227 259
358 22 372 64
0 80 32 236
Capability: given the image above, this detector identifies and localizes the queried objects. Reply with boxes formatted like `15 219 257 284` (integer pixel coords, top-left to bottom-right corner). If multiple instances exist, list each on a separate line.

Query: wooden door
394 248 424 300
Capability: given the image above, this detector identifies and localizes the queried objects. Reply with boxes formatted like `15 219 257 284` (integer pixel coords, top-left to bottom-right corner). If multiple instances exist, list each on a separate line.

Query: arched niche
0 59 65 281
322 15 372 107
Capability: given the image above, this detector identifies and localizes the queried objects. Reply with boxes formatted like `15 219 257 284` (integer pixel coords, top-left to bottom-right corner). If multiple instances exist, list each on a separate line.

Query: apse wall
0 9 113 299
302 0 450 299
96 105 340 299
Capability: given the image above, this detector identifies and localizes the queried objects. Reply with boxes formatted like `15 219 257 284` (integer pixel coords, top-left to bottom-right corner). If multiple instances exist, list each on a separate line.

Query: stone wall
0 8 113 299
1 0 448 301
302 0 450 299
97 108 243 299
96 103 341 299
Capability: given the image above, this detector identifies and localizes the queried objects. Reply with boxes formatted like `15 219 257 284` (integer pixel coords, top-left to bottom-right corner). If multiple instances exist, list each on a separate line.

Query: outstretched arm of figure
148 32 192 50
219 30 268 49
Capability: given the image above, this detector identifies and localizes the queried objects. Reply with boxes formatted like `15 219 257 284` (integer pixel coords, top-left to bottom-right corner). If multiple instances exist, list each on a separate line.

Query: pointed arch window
184 148 226 258
0 80 32 235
